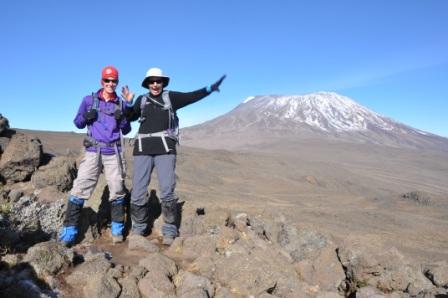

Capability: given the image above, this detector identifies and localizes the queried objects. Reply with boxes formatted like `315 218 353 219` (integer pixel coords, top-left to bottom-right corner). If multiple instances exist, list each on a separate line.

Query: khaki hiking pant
70 151 125 201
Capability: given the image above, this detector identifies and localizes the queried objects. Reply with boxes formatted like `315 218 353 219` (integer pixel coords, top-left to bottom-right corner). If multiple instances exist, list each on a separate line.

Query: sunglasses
148 79 163 85
103 78 118 84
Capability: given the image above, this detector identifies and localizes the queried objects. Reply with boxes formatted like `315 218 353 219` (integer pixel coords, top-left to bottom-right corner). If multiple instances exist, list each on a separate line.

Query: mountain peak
239 91 393 132
183 91 448 152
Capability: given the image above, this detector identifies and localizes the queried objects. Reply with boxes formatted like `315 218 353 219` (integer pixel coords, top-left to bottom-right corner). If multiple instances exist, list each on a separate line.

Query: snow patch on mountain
243 96 255 104
253 92 397 132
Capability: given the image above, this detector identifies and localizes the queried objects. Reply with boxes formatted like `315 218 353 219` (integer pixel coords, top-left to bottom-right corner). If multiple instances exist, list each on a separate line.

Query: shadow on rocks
77 207 100 244
146 189 161 235
40 152 55 167
123 188 161 237
0 225 51 255
149 189 185 234
78 184 129 242
0 261 57 298
0 128 16 139
175 200 185 231
97 186 112 231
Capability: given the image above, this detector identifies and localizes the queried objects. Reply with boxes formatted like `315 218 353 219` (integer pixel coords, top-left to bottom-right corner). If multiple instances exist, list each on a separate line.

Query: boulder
138 253 178 298
277 224 328 261
214 287 237 298
214 242 307 297
128 234 160 253
66 254 112 286
0 133 42 183
138 273 176 298
174 270 214 297
177 288 209 298
295 243 346 293
33 186 65 203
0 114 9 136
179 207 231 236
24 241 74 277
83 272 121 298
128 265 148 281
424 261 448 288
31 155 77 192
0 135 10 157
355 286 386 298
8 189 23 202
9 195 65 236
338 238 434 296
166 234 217 262
118 277 141 298
138 252 177 278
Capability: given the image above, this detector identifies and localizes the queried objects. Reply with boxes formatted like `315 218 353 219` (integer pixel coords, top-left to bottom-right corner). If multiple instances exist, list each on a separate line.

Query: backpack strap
138 95 148 123
138 91 170 122
89 92 100 113
161 91 178 140
161 91 172 110
161 90 171 109
115 97 122 112
87 93 100 137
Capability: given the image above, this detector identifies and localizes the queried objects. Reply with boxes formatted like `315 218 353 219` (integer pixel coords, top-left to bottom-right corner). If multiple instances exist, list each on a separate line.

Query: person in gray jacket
123 67 225 245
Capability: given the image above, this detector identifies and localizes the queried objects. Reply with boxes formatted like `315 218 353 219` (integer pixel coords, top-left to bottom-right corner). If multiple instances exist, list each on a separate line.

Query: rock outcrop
31 155 77 192
0 114 9 136
0 133 43 183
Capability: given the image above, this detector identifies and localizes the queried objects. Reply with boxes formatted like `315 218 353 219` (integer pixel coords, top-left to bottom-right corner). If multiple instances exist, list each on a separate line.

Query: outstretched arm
171 74 226 110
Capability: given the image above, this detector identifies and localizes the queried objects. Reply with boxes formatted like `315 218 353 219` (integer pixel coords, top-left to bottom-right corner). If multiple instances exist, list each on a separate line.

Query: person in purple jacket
59 66 133 246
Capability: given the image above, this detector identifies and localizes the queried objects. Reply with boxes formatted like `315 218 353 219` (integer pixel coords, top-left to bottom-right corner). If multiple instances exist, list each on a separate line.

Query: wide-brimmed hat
141 67 170 88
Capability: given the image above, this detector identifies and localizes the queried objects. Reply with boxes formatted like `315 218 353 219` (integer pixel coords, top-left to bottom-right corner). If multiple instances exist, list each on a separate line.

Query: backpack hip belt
137 131 177 153
84 138 124 179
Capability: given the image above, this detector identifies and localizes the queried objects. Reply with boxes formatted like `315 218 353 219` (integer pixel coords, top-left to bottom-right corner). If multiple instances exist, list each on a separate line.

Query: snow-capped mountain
182 92 448 151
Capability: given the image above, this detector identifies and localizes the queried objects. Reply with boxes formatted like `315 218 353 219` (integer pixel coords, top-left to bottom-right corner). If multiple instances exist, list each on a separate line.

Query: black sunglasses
148 79 163 85
103 79 118 84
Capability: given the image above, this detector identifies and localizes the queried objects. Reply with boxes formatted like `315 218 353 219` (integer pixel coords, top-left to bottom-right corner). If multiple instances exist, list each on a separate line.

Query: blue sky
2 0 448 137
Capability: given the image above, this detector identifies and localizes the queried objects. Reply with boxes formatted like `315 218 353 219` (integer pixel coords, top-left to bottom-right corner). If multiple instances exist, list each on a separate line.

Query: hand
210 75 226 92
121 85 135 102
84 109 97 123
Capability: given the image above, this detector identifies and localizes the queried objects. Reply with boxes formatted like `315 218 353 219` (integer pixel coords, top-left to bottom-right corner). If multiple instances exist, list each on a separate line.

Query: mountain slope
182 92 448 151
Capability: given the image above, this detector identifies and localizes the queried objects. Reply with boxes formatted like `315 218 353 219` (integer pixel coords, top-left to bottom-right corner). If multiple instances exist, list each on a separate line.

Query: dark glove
114 109 123 121
210 75 226 92
84 109 98 124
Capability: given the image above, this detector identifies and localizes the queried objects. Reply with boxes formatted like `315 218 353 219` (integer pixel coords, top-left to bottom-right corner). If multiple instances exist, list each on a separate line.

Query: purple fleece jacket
73 89 131 155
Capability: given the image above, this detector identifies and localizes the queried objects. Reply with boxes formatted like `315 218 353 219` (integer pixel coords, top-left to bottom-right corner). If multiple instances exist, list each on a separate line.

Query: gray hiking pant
71 151 125 201
131 154 177 236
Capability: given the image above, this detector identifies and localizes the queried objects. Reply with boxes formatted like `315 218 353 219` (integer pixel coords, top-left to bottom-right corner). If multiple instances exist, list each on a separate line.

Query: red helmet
101 66 119 79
